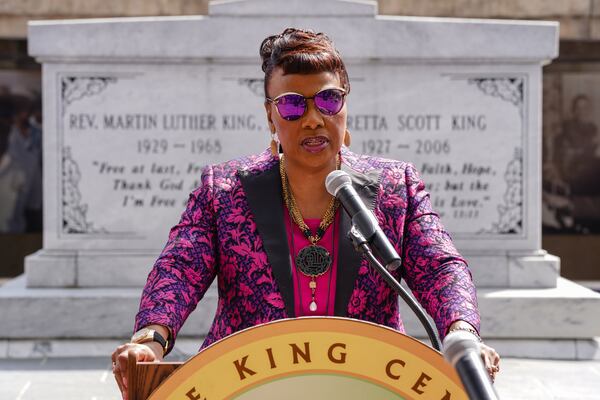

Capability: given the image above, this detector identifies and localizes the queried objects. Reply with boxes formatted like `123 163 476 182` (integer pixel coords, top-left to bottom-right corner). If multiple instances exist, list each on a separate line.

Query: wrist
447 321 482 342
143 341 165 360
131 327 169 357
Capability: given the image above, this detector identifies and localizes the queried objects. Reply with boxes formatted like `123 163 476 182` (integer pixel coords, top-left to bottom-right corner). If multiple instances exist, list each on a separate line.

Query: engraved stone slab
24 2 559 289
37 63 540 253
43 65 267 251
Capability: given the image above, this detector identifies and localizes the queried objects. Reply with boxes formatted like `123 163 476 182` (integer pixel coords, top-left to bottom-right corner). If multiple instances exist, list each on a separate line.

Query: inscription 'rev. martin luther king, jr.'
58 72 524 245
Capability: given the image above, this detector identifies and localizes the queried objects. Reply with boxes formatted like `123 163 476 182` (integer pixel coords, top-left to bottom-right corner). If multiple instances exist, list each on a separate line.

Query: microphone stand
347 225 442 351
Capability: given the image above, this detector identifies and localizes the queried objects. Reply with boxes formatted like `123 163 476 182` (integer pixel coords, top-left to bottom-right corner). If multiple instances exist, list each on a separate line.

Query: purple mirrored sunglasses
266 88 347 121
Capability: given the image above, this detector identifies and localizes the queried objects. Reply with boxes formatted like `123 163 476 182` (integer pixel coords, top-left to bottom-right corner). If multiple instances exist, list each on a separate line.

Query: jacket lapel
334 163 381 317
239 157 382 319
239 163 296 318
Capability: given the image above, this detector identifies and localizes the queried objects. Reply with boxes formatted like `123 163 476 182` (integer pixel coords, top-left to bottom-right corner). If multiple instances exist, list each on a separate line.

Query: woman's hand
480 342 500 382
111 341 164 400
448 320 500 382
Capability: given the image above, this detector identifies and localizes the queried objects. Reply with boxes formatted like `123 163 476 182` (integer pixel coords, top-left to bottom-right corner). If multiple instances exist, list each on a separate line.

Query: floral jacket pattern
135 148 480 353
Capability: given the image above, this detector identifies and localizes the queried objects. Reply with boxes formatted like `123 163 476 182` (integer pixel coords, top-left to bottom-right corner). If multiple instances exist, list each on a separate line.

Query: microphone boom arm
347 225 442 351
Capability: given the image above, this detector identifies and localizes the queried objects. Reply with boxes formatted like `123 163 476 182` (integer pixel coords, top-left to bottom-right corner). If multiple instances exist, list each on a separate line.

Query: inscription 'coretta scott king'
57 64 525 251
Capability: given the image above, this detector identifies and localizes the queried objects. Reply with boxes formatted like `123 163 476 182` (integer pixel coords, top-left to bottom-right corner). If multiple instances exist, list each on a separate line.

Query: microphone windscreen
325 170 352 196
443 330 481 366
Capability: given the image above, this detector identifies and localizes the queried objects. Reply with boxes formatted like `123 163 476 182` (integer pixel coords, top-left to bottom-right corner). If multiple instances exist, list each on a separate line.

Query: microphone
325 170 402 271
443 330 499 400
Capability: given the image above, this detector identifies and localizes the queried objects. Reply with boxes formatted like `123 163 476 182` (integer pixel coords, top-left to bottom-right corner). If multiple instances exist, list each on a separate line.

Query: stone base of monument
24 249 160 288
467 251 561 289
8 0 597 362
3 337 599 361
2 274 599 359
24 249 561 289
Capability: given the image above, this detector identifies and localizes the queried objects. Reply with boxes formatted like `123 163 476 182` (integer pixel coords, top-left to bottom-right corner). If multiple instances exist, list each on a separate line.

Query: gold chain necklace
280 155 340 312
280 156 340 244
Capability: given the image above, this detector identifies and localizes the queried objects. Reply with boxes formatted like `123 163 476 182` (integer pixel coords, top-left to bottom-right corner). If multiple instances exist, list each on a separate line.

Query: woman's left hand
447 321 500 382
480 342 500 382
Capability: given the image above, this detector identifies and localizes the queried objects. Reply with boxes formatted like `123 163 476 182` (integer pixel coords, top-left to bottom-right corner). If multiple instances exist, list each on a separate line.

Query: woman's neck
284 157 337 220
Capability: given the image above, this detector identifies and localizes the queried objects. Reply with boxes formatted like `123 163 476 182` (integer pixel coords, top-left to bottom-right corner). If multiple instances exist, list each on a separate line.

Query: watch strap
132 328 169 356
152 330 168 352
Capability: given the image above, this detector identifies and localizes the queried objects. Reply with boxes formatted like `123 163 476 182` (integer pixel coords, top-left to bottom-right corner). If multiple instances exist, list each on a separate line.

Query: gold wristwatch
131 328 169 356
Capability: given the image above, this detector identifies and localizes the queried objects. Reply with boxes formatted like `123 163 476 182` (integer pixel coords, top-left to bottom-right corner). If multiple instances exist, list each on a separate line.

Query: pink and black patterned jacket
134 148 480 352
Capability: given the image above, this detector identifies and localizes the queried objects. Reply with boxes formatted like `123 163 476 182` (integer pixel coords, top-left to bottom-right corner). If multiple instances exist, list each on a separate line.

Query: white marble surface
0 276 142 338
28 7 558 62
402 278 600 339
0 275 218 339
466 251 560 288
508 252 560 288
35 61 545 253
0 340 7 359
2 275 599 344
26 250 159 288
2 336 600 361
25 250 160 288
39 62 268 252
1 338 203 359
210 0 378 16
76 252 158 287
24 250 76 287
23 0 559 293
3 357 599 400
4 339 121 359
577 338 600 360
2 273 599 359
486 339 579 360
493 358 600 400
480 278 600 339
464 254 510 287
13 0 592 355
24 249 560 288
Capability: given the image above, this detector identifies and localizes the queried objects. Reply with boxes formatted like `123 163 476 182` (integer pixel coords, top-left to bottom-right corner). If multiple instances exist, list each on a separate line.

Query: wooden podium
127 317 467 400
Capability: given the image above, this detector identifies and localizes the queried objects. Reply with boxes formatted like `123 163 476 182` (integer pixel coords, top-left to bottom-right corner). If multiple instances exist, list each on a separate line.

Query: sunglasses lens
276 94 306 121
314 89 345 115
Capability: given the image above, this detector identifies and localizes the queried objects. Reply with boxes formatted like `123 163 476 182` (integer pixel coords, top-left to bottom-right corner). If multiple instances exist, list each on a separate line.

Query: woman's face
265 67 347 172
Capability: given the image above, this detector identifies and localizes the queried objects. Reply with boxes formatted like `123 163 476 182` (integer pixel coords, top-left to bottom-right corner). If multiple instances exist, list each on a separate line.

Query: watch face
132 329 153 343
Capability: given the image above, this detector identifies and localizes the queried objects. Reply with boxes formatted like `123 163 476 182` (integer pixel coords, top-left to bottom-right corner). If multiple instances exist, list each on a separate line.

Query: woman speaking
111 27 500 398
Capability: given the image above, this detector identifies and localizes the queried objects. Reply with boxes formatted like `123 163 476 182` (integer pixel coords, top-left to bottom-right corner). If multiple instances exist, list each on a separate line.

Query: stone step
25 249 561 289
3 337 598 361
2 276 599 356
0 337 600 361
404 277 600 340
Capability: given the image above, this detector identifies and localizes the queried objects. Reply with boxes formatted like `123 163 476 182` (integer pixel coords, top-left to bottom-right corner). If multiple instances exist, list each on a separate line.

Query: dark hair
259 28 350 98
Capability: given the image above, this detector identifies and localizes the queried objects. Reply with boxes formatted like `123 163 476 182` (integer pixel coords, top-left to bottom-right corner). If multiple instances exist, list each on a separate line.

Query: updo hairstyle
259 28 350 99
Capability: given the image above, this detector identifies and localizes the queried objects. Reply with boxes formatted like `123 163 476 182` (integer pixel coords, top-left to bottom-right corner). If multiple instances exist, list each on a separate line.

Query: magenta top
283 208 340 317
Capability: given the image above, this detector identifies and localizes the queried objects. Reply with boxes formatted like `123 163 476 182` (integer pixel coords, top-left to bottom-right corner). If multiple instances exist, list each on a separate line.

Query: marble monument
1 0 598 359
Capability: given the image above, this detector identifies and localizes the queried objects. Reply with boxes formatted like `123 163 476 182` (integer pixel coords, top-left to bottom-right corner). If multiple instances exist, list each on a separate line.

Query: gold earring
344 130 351 147
270 133 279 156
